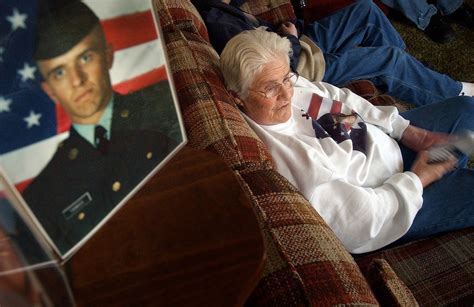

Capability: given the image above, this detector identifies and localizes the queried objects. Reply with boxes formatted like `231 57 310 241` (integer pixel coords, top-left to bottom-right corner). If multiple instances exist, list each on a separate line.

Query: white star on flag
24 110 42 129
0 96 12 113
18 63 37 81
0 47 4 62
6 8 28 31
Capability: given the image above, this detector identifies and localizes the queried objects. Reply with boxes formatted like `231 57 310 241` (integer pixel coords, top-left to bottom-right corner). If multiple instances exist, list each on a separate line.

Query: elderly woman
220 28 474 254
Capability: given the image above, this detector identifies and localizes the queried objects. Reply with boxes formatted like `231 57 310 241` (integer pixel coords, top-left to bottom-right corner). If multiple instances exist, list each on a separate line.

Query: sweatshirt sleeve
308 172 423 254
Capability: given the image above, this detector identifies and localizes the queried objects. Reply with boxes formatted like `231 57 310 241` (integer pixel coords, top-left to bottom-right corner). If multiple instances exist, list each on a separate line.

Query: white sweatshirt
242 77 423 253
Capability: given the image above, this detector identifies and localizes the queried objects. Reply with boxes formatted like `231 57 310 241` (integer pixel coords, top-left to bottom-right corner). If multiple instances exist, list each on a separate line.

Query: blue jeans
379 0 463 29
303 0 462 106
394 96 474 244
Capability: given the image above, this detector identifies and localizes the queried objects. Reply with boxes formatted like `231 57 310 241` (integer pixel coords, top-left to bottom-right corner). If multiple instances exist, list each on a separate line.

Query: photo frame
0 0 187 259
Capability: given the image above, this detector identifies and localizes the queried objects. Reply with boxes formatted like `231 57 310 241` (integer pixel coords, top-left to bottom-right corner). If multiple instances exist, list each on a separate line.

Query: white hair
220 27 292 99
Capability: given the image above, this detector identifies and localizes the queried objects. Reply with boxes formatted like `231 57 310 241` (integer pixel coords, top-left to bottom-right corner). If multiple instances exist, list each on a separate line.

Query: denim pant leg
401 169 474 242
304 0 405 53
322 46 462 105
379 0 437 30
436 0 464 15
394 96 474 243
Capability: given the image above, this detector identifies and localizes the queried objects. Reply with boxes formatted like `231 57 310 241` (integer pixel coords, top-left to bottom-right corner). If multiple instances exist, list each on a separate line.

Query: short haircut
220 27 291 99
34 1 101 60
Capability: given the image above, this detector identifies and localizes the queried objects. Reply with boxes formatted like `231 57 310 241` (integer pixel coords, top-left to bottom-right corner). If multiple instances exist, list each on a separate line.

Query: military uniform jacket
22 88 179 254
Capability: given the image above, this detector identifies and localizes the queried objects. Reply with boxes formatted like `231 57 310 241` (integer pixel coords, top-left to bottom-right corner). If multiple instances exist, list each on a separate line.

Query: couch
153 0 474 305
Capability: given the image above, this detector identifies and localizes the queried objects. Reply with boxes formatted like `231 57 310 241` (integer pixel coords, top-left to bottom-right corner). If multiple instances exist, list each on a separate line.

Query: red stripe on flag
56 104 71 133
101 11 157 52
344 123 352 131
307 94 323 118
112 66 167 95
330 100 342 114
15 178 34 193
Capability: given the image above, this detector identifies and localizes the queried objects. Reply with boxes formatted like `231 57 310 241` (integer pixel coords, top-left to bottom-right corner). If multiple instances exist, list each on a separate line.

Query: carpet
388 0 473 82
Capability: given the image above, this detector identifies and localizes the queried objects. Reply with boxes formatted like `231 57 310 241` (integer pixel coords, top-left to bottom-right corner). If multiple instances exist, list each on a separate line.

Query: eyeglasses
249 72 298 99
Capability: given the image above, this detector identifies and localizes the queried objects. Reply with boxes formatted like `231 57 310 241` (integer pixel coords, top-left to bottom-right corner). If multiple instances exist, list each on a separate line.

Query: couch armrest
237 168 378 305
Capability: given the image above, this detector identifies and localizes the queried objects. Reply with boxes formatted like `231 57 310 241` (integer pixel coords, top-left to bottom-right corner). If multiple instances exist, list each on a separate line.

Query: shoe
424 13 455 43
444 4 474 29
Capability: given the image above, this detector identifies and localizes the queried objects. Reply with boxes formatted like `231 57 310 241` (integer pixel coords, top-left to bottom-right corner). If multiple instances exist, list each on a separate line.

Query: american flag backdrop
0 0 167 192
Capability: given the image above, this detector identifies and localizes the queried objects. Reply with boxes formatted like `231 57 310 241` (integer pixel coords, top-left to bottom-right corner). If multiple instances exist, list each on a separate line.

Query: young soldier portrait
22 1 181 254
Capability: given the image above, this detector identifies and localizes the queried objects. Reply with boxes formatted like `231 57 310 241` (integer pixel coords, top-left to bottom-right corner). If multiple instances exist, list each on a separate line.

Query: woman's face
239 57 294 125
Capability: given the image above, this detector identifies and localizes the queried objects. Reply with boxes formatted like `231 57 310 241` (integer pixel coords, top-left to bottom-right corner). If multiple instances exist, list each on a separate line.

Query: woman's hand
401 125 451 152
278 21 297 38
410 151 456 187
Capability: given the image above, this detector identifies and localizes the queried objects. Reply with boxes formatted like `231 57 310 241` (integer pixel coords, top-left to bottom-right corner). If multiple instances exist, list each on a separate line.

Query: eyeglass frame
248 72 299 99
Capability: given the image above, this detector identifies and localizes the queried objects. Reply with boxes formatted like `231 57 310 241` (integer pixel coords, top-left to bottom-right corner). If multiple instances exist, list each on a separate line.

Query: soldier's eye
80 52 92 64
52 68 65 80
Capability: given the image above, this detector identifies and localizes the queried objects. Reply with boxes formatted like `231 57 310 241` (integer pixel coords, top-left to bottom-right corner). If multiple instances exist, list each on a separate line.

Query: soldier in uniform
22 1 180 254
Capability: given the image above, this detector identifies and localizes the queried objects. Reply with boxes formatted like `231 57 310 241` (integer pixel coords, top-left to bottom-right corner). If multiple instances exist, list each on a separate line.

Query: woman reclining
219 28 474 253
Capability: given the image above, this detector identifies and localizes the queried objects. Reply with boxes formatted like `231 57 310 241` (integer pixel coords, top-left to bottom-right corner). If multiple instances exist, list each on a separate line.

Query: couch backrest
155 0 274 172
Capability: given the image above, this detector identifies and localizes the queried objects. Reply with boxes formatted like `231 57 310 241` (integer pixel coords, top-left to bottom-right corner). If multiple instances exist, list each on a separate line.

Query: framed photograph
0 0 186 259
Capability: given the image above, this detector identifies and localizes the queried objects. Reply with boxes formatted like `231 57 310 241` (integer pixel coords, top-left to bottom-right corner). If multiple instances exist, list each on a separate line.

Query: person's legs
395 96 474 243
379 0 437 30
436 0 464 15
322 46 462 105
441 0 474 29
303 0 405 54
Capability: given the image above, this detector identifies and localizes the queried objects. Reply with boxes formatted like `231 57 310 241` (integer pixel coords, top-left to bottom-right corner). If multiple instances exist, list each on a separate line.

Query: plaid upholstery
368 95 410 113
155 0 273 169
356 228 474 306
366 259 419 306
241 0 296 24
342 80 379 100
239 168 377 305
155 0 209 41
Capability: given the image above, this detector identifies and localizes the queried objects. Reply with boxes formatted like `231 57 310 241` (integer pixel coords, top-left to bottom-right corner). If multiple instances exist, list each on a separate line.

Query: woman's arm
309 172 422 254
